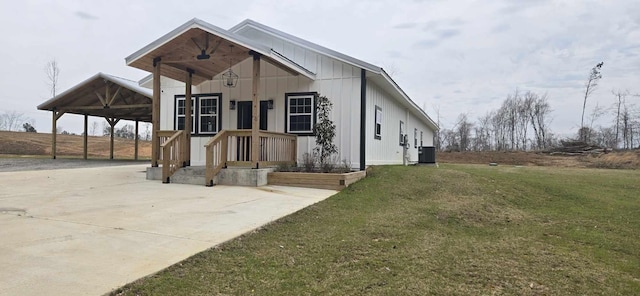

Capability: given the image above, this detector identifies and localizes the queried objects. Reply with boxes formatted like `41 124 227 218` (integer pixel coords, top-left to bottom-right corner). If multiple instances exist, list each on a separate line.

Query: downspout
359 69 366 171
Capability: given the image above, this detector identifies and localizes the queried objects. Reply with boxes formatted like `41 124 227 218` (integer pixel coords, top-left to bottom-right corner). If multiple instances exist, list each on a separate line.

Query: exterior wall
157 56 362 167
365 80 433 165
234 26 320 74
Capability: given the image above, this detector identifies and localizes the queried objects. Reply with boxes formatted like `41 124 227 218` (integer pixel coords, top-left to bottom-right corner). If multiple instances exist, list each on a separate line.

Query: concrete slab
0 165 337 296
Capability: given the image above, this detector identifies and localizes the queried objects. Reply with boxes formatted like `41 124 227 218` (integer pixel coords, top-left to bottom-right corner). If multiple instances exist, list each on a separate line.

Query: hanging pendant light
222 45 239 88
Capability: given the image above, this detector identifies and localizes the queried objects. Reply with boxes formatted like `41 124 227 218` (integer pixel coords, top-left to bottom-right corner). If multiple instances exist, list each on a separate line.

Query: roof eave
378 70 439 131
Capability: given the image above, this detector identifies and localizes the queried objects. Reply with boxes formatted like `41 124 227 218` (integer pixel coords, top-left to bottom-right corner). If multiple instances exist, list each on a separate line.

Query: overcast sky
1 0 638 136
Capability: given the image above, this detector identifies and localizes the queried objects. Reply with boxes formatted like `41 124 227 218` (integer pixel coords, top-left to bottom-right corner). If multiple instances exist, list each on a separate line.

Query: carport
37 73 152 160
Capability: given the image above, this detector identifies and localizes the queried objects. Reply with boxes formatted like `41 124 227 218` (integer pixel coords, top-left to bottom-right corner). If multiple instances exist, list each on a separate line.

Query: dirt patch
437 150 639 169
0 130 151 159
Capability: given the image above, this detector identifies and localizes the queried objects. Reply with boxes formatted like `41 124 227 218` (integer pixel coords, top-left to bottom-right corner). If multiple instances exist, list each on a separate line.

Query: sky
0 0 638 137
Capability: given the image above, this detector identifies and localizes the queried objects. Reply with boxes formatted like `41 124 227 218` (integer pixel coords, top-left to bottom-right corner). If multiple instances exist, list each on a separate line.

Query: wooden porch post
251 52 261 168
151 57 161 167
134 120 139 160
83 114 88 160
51 110 64 159
184 69 193 167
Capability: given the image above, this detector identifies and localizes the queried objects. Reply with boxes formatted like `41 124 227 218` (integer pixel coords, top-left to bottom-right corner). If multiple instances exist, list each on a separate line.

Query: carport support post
51 110 64 159
106 117 120 160
250 52 261 168
134 120 139 160
151 57 161 167
83 115 88 160
184 69 193 167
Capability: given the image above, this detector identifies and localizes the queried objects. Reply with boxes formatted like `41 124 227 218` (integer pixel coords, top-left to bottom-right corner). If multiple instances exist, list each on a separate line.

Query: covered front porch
125 19 310 184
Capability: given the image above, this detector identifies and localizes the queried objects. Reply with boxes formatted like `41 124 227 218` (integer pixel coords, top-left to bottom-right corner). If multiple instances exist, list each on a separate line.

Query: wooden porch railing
204 130 297 186
159 130 186 183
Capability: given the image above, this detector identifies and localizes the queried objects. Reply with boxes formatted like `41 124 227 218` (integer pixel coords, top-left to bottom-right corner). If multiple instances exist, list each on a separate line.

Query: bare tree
90 121 99 136
45 59 61 98
433 105 442 151
611 90 629 149
455 113 473 151
529 93 552 150
580 62 603 141
0 111 28 131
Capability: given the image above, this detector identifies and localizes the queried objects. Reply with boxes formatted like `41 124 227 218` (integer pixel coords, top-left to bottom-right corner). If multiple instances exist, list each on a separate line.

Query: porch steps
146 166 275 186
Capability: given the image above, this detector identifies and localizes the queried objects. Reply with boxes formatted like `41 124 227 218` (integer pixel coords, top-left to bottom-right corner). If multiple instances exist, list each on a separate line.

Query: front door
237 101 268 130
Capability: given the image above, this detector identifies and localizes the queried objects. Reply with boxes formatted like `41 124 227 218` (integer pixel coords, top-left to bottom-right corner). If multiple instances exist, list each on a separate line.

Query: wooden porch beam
151 57 161 167
184 69 193 166
251 52 261 168
51 110 64 159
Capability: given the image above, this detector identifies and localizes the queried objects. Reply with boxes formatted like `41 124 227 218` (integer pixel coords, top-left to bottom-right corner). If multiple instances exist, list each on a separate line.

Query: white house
124 18 437 179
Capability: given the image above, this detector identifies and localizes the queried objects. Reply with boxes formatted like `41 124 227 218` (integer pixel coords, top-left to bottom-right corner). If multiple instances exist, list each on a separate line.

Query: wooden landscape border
267 170 366 190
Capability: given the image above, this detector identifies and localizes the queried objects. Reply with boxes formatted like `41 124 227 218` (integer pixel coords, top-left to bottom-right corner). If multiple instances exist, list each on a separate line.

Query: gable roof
230 19 438 130
38 73 152 122
125 18 315 85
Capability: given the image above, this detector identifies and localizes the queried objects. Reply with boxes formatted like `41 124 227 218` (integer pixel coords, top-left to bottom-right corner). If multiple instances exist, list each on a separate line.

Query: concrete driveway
0 164 337 296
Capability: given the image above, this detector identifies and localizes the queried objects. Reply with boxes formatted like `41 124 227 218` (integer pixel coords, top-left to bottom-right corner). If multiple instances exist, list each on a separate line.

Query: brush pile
547 140 608 156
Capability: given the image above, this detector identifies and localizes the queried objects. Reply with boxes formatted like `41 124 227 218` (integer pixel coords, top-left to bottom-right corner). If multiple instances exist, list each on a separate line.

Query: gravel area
0 157 149 172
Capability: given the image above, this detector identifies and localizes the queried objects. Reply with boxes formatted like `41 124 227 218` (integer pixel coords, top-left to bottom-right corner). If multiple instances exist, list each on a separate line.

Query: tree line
436 63 640 151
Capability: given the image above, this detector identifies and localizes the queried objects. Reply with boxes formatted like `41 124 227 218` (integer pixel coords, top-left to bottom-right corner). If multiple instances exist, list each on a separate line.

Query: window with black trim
420 131 423 147
414 128 418 148
175 97 195 132
285 93 316 135
374 106 382 140
199 96 219 134
175 94 222 136
399 120 405 146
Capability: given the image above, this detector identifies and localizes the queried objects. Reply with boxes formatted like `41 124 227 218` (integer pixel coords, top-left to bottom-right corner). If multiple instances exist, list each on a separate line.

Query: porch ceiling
37 73 152 122
128 28 252 85
126 19 315 85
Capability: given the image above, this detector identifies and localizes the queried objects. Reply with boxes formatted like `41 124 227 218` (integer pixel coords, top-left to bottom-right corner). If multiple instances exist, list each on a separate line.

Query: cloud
393 22 419 29
437 28 460 39
75 11 98 20
414 39 440 48
387 50 409 59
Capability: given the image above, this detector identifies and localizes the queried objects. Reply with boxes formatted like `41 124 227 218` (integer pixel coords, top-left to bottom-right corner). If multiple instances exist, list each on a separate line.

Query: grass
112 164 640 295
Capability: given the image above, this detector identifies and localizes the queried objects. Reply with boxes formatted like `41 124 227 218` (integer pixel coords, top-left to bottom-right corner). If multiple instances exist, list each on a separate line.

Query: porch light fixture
222 45 239 88
267 99 274 109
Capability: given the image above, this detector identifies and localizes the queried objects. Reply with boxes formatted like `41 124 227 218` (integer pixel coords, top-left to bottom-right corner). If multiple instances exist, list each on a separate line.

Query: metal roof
37 73 152 122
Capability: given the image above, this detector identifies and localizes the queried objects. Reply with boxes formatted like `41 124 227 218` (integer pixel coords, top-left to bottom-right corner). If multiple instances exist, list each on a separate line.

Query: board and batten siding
154 55 362 167
365 80 433 165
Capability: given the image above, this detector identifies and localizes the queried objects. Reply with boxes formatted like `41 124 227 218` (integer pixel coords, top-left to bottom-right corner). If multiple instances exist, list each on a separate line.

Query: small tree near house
313 95 337 170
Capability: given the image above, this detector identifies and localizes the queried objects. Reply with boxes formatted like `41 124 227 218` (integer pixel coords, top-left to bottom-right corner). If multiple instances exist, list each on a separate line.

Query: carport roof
37 73 152 122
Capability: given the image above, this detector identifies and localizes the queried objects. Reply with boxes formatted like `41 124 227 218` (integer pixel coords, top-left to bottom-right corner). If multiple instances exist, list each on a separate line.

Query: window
399 120 405 146
414 128 418 148
175 97 195 132
374 106 382 140
175 93 222 135
286 93 316 134
420 131 423 147
199 96 219 134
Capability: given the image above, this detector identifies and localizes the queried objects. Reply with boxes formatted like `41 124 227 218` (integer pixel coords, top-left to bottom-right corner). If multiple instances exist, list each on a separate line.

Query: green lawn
112 164 640 295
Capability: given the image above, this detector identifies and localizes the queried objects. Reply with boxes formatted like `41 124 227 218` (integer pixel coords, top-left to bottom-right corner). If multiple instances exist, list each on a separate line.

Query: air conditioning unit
418 146 436 164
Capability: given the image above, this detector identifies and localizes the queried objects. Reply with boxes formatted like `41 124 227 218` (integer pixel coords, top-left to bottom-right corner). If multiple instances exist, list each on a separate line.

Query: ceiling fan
192 34 222 60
